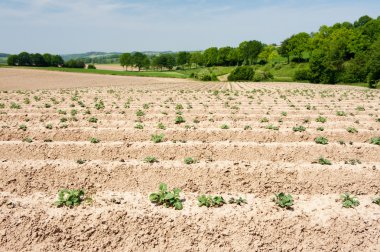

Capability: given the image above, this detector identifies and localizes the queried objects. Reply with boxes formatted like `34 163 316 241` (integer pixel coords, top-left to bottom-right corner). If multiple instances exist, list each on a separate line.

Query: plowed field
0 69 380 251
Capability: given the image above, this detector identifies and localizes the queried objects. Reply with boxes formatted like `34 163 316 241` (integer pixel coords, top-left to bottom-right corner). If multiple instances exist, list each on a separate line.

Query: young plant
10 102 21 109
341 193 360 208
244 125 252 130
157 122 166 130
95 100 105 110
273 193 294 209
19 124 27 131
198 195 226 208
220 124 229 129
88 117 98 123
317 126 324 131
228 197 247 206
175 116 186 124
292 125 306 132
316 116 327 123
23 137 33 143
149 183 183 210
315 136 328 145
151 134 164 143
370 137 380 145
336 111 346 116
144 156 158 163
317 157 332 165
45 123 53 129
347 127 358 134
76 159 86 164
184 157 196 165
134 123 144 129
136 109 145 117
372 197 380 206
55 189 87 207
90 137 100 144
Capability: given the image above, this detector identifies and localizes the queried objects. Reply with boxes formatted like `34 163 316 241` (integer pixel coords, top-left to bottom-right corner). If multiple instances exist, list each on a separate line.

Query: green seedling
372 197 380 206
293 125 306 132
149 183 183 210
136 109 145 117
370 137 380 145
23 137 33 143
144 156 158 163
317 157 332 165
88 117 98 123
347 127 358 133
19 124 27 131
229 197 247 206
198 195 226 208
220 124 229 129
157 122 166 130
315 136 328 145
90 137 100 144
151 134 164 143
341 193 360 208
273 193 294 209
175 116 186 124
134 123 144 129
55 189 88 207
77 159 86 164
336 111 346 116
184 157 196 164
316 116 327 123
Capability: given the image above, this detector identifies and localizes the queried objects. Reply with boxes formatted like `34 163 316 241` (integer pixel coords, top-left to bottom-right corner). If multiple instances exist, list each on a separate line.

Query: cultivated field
0 69 380 251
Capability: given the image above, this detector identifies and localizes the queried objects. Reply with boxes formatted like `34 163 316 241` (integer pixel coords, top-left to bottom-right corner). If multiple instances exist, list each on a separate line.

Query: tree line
119 15 380 87
6 52 86 68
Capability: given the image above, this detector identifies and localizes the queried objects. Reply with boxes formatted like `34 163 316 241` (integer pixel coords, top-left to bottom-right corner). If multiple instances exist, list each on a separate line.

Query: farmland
0 68 380 251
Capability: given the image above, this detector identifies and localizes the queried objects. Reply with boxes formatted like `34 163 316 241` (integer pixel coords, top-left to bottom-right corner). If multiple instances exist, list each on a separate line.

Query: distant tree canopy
7 52 64 67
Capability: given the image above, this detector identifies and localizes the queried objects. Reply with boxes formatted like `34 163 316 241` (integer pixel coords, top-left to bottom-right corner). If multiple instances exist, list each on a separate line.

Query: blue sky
1 0 379 54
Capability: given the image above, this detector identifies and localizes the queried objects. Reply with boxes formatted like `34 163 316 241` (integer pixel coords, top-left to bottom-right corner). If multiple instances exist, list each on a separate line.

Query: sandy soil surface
0 68 380 251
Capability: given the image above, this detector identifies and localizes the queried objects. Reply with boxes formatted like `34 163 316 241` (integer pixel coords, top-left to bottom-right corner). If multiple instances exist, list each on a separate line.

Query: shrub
341 193 360 208
252 70 273 82
87 64 96 69
294 68 311 81
64 59 85 68
198 195 226 208
149 183 183 210
273 193 294 208
227 66 254 81
195 69 217 81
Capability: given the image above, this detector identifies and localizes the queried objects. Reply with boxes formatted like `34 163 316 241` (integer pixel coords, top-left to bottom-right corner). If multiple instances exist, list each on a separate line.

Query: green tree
190 52 204 68
176 51 190 68
203 47 218 67
18 52 31 66
50 55 64 67
7 55 18 66
120 53 132 70
131 52 149 71
238 40 264 65
30 53 46 67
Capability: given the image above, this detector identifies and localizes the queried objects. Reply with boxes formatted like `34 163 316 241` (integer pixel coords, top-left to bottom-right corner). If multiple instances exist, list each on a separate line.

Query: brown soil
0 68 380 251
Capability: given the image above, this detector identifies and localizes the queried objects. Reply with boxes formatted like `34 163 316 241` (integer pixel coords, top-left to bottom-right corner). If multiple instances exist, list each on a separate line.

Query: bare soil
0 68 380 251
